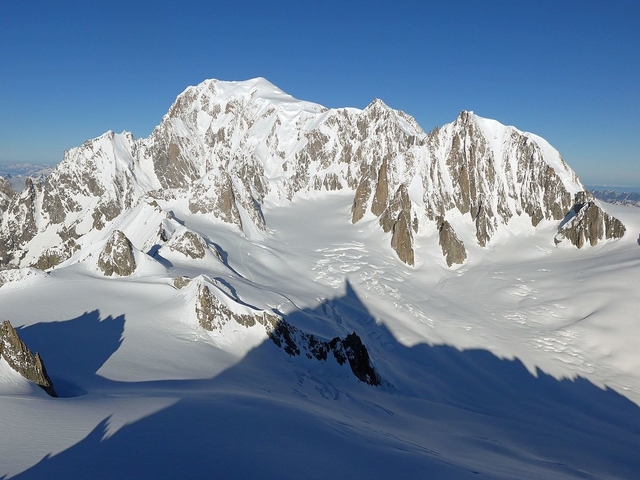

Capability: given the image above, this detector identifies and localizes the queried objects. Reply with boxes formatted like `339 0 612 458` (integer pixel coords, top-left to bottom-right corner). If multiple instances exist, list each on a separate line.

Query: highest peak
171 77 325 116
194 77 283 96
185 77 295 104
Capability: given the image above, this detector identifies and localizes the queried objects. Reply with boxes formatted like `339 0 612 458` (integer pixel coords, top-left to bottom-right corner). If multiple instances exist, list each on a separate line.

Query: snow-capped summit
0 78 625 270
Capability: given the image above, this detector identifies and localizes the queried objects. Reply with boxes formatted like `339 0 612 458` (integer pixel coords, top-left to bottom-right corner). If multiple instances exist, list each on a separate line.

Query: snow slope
1 191 639 479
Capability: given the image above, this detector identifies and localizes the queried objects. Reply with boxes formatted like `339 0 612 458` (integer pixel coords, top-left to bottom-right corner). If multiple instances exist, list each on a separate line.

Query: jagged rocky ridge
0 320 57 397
0 78 626 269
179 276 379 385
0 177 13 214
555 192 626 248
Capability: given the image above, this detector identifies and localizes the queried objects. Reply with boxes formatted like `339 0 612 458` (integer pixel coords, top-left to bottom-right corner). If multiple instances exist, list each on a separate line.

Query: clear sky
1 0 638 186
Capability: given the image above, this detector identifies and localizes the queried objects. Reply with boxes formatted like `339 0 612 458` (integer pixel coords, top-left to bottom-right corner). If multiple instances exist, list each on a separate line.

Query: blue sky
1 0 638 186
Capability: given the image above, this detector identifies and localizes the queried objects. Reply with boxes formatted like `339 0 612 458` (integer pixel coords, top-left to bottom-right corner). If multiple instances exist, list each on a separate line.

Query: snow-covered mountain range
0 77 625 271
1 78 638 479
592 189 640 208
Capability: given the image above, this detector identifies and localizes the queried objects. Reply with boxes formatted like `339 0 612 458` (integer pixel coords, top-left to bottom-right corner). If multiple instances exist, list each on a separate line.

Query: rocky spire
97 230 137 277
0 320 57 397
437 217 467 267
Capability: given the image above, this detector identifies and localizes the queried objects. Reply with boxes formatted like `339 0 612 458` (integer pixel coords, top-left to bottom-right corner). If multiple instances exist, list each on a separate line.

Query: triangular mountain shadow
8 284 640 479
17 311 125 397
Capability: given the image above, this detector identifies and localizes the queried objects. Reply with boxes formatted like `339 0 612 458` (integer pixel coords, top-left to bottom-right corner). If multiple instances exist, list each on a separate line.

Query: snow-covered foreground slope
1 192 639 479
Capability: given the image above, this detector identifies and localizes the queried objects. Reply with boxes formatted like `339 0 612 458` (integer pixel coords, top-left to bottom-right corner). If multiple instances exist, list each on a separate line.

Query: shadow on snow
17 311 124 397
6 283 640 479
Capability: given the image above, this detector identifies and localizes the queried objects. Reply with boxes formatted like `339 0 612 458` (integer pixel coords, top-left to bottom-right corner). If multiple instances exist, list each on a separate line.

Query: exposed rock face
269 321 380 386
0 131 143 268
97 230 137 277
437 217 467 266
40 132 138 231
195 282 268 330
0 320 57 397
351 180 370 224
344 107 605 264
33 239 80 270
329 332 379 385
0 78 625 269
188 173 245 230
173 275 191 289
0 176 13 214
383 185 415 265
1 178 40 265
167 230 207 259
555 193 626 248
440 112 575 230
371 161 389 216
193 278 380 385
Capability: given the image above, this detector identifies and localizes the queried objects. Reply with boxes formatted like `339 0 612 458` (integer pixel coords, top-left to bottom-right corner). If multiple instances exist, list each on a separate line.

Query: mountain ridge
0 78 626 270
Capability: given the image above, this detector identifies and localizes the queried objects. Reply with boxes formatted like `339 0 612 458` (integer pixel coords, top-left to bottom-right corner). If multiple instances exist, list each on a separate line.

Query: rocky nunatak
437 217 467 267
555 192 626 248
97 230 137 276
189 278 380 386
268 320 380 386
0 320 57 397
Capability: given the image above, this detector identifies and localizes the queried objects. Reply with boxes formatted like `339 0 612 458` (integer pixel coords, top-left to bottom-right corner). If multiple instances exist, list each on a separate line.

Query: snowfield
1 191 639 479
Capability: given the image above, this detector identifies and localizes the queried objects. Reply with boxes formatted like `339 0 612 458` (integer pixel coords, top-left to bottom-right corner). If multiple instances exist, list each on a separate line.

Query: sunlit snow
0 191 639 479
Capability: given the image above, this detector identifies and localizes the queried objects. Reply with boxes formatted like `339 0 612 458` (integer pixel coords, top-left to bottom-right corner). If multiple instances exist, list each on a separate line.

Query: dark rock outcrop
370 161 389 217
437 217 467 266
0 176 13 214
378 185 415 265
188 173 243 229
1 178 40 265
0 320 57 397
268 320 380 386
351 169 372 225
329 332 379 385
555 192 626 248
194 279 380 385
33 239 80 270
195 282 267 330
97 230 137 277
